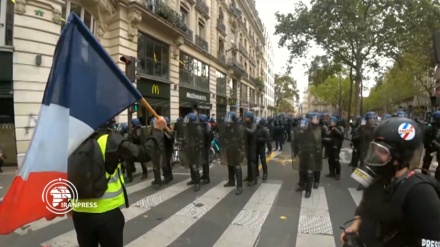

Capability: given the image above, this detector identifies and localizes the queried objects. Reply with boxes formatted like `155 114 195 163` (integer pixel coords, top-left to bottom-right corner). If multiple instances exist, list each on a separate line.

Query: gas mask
351 142 396 187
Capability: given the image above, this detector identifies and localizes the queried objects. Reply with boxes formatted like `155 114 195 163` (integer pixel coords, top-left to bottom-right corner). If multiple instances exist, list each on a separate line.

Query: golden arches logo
152 84 160 95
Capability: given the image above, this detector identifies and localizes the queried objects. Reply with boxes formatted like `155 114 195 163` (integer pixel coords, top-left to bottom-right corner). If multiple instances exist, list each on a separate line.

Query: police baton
139 97 172 134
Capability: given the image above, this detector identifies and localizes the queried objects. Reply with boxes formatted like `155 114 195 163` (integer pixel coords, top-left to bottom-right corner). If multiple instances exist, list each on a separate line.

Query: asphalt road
0 143 388 247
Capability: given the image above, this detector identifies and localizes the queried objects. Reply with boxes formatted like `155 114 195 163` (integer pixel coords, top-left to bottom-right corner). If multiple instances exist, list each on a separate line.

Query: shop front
137 78 170 125
216 95 227 119
240 101 249 118
179 87 211 117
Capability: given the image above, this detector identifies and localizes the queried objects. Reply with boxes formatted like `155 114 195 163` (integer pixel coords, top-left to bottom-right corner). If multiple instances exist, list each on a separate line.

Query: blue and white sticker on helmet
398 123 415 141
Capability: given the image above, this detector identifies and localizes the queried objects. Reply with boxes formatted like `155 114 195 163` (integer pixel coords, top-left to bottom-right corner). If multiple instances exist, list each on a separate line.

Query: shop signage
180 87 210 103
217 96 227 106
228 98 237 105
137 78 170 99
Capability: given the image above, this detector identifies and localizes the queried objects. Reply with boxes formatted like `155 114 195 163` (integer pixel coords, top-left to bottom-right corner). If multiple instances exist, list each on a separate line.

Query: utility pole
120 55 137 129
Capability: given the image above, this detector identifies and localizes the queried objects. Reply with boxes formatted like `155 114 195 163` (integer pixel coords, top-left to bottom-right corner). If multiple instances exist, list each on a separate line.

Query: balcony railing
143 0 187 33
185 28 193 42
229 3 242 18
216 19 226 35
239 43 248 57
196 0 210 17
195 35 209 53
228 57 245 71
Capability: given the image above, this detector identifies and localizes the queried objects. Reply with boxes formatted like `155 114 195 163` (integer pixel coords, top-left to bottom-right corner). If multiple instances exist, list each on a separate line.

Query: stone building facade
0 0 273 164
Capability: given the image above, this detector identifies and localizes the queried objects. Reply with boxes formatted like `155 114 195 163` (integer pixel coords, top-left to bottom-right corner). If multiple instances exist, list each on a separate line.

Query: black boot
305 173 314 198
140 162 148 180
152 168 162 190
187 168 195 185
262 160 268 181
235 166 243 195
162 166 173 184
295 172 306 192
313 171 320 189
247 163 257 186
201 164 210 185
224 166 235 187
192 165 201 192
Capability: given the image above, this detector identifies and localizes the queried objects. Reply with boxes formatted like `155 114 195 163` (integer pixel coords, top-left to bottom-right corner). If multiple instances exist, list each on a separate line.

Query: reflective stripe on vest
72 134 126 213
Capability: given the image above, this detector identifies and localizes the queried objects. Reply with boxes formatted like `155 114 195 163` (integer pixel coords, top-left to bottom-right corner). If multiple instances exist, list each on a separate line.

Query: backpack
391 172 440 208
67 133 110 199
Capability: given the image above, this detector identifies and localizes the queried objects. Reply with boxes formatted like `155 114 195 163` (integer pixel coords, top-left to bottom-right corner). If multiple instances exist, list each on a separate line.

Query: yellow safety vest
72 134 126 213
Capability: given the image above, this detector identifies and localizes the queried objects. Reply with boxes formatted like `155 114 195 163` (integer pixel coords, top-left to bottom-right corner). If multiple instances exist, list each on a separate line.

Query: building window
216 71 226 95
198 20 205 38
240 83 247 102
138 32 170 79
61 1 95 32
180 5 189 25
0 0 14 46
179 53 209 90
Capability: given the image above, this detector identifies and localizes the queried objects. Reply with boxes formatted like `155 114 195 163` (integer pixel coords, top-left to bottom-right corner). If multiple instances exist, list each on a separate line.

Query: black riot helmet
351 118 422 187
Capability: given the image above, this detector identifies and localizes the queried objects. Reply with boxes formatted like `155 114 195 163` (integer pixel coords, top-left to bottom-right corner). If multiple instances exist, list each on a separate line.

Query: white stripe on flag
40 178 189 247
16 177 153 236
213 182 282 247
296 187 336 247
126 181 234 247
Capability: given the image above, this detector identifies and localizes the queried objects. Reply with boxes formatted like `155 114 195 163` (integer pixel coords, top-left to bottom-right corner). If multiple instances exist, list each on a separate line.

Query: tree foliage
308 55 343 86
274 0 440 115
309 74 354 115
274 74 299 108
363 63 420 112
278 99 296 113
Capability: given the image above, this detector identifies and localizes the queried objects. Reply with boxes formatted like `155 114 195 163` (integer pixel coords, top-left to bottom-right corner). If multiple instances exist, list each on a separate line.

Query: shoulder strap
391 173 439 208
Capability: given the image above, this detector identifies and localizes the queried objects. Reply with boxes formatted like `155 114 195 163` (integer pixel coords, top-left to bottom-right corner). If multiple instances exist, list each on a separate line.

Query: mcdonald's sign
152 84 160 95
229 98 237 105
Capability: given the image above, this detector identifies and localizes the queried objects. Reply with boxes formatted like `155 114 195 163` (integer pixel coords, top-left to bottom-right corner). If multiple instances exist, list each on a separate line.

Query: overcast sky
255 0 322 102
255 0 380 101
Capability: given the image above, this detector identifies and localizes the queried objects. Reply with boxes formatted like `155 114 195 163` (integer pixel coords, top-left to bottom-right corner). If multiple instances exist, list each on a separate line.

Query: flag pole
139 97 172 133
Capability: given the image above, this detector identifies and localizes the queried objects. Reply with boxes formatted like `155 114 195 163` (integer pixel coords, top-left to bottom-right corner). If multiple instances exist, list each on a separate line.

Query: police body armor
181 122 205 167
217 121 247 166
296 124 323 172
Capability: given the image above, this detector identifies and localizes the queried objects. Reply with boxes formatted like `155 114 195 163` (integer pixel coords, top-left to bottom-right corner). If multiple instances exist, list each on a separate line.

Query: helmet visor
310 115 320 125
364 142 391 166
225 114 235 123
298 119 309 128
367 117 378 125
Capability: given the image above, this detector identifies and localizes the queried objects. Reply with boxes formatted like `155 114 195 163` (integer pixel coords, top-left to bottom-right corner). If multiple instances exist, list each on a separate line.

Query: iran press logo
42 178 78 215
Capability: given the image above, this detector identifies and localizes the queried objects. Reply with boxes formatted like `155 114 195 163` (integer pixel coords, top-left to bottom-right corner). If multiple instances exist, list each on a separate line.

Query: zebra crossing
0 165 365 247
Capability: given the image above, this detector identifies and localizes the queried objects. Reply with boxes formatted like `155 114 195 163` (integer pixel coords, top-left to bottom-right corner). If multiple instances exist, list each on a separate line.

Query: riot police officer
182 113 204 191
421 111 440 179
243 111 258 186
161 117 174 184
125 118 149 183
343 117 440 246
324 116 344 180
218 111 244 195
349 117 364 170
199 114 212 185
255 118 270 180
293 113 324 198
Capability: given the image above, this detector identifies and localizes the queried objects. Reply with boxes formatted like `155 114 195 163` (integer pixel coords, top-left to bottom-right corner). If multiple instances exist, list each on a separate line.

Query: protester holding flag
0 12 168 247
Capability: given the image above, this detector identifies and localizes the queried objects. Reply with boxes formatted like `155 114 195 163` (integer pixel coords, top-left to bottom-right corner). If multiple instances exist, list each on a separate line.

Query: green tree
364 65 419 112
309 74 354 116
275 0 440 117
307 55 343 86
274 74 299 108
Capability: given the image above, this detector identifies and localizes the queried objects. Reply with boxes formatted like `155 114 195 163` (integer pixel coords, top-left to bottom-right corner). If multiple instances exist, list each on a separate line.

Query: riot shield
217 122 247 166
181 122 205 167
309 125 323 171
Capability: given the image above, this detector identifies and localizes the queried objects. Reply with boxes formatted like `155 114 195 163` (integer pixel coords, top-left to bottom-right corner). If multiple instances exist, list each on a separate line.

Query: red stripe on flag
0 172 67 234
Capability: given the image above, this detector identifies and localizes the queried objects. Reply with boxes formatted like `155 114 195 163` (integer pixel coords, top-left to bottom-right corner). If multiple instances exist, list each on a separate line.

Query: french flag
0 13 142 234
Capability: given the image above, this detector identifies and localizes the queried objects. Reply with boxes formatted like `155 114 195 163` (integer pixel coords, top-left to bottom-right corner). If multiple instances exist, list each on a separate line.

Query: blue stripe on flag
42 13 142 130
